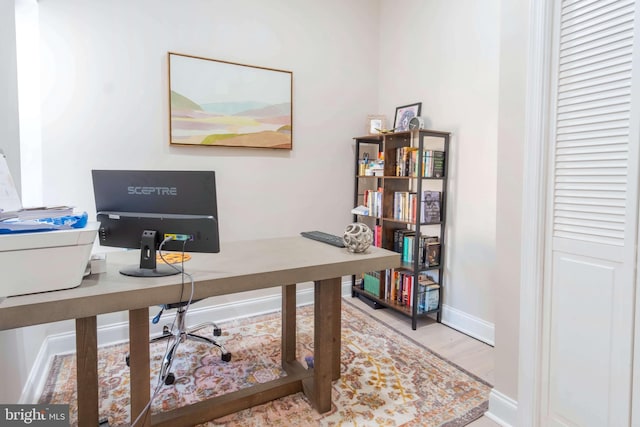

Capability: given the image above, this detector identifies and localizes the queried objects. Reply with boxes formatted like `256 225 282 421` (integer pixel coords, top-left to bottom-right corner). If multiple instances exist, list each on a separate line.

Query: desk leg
282 284 296 366
306 276 340 413
331 279 342 381
129 308 151 427
76 316 98 426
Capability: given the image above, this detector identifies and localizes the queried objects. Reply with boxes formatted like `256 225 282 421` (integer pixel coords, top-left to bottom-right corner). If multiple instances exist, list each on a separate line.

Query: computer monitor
91 170 220 277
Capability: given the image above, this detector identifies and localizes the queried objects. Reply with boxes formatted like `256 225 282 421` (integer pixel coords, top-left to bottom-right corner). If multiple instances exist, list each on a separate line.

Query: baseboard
441 304 495 346
485 389 518 427
18 336 53 404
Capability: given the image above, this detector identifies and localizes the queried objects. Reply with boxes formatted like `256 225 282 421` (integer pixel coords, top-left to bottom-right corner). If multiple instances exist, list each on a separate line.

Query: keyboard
300 231 345 248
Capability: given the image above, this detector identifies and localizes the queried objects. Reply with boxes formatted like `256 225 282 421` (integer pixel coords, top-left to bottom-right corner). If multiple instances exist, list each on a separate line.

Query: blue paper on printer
0 212 88 234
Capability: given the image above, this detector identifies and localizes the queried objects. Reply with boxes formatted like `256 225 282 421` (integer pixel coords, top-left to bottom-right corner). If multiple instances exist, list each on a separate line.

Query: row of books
362 188 383 218
393 147 445 178
358 160 384 176
393 190 441 223
384 270 440 313
393 229 441 266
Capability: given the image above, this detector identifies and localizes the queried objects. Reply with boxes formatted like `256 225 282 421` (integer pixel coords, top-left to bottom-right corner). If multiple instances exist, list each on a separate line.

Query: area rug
39 299 491 426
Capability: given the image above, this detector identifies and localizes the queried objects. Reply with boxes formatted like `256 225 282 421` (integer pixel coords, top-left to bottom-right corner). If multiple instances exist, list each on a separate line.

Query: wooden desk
0 237 400 426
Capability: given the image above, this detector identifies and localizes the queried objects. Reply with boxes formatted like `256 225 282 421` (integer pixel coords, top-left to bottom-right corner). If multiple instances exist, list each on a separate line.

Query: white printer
0 153 99 297
0 222 99 297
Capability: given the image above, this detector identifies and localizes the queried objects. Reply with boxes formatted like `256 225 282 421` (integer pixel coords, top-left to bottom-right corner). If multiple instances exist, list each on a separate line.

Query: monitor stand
120 230 182 277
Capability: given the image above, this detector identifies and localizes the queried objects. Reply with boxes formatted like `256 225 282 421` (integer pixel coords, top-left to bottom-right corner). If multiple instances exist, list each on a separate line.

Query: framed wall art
393 102 422 132
168 52 293 149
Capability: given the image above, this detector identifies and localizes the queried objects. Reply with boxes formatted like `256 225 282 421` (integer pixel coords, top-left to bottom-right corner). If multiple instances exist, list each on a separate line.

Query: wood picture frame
393 102 422 132
366 115 386 135
168 52 293 149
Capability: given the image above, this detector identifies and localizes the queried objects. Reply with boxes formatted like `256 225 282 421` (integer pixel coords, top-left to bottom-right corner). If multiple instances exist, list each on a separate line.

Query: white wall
15 0 43 207
378 0 500 327
0 0 21 190
2 0 381 403
492 0 529 416
36 0 379 238
0 0 30 406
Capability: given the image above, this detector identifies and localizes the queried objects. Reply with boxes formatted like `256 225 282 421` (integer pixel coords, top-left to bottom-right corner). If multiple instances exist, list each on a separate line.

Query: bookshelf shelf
381 217 444 225
397 261 441 271
355 214 381 220
351 129 450 330
352 287 442 316
379 175 445 180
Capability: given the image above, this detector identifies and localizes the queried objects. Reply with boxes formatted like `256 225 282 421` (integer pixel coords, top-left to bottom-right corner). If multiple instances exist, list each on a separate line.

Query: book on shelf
418 282 440 312
394 191 427 223
417 272 440 312
416 236 439 266
363 271 381 297
390 191 426 223
401 274 413 307
363 188 383 218
390 147 446 178
382 269 440 310
427 240 441 266
418 272 437 284
421 190 441 223
425 150 434 177
393 147 419 177
403 234 415 263
389 270 397 302
374 224 382 247
393 228 415 255
432 151 445 178
351 205 370 216
399 234 440 266
421 150 446 178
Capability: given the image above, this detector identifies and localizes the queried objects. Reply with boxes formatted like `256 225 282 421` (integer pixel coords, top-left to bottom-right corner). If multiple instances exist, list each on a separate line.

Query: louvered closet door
541 1 640 426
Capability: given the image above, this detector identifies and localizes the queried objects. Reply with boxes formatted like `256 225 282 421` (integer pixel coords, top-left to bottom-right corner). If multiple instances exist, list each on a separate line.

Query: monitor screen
92 170 220 277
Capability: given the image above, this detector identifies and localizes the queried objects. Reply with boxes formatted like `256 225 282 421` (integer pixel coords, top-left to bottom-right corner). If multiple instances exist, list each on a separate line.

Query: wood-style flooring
348 296 500 427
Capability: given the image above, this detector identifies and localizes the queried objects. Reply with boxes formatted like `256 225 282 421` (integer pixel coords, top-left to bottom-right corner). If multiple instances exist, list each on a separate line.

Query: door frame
518 0 554 425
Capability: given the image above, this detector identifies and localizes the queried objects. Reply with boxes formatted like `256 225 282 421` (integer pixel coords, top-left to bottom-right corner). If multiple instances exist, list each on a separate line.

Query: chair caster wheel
125 355 130 367
164 373 175 385
214 327 222 336
162 325 170 335
221 352 232 362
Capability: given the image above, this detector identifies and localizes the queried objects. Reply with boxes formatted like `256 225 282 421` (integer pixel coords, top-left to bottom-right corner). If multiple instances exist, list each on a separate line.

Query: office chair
127 302 232 385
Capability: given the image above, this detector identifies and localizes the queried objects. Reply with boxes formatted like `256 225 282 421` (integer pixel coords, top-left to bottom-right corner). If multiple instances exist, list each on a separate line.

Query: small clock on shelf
408 116 425 130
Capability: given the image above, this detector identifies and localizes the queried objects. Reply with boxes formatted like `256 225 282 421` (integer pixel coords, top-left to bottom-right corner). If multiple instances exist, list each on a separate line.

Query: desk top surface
0 236 400 330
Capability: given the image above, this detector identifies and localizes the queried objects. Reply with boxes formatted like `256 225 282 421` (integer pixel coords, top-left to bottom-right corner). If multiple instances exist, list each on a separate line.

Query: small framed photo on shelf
393 102 422 132
366 115 386 135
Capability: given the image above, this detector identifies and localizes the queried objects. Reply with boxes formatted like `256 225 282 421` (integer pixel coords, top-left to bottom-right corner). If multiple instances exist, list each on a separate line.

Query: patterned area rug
39 300 491 426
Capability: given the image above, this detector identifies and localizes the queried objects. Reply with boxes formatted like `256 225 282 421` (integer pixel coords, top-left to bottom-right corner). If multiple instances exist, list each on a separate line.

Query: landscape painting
168 53 293 149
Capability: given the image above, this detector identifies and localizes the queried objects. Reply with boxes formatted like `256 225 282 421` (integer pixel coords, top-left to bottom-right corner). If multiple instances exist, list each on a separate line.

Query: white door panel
547 251 633 427
541 0 638 426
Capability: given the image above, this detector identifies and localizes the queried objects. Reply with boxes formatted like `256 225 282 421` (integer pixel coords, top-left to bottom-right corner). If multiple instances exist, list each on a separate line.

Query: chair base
127 309 232 385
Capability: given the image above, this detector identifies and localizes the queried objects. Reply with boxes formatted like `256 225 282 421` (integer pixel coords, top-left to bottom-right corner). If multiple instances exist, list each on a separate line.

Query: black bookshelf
351 130 451 330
